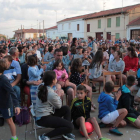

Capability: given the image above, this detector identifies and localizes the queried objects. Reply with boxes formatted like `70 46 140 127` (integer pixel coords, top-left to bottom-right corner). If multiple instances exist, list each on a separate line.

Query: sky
0 0 139 38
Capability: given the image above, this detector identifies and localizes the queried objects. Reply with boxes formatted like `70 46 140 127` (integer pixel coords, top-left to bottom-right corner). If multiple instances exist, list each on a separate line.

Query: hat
76 46 83 49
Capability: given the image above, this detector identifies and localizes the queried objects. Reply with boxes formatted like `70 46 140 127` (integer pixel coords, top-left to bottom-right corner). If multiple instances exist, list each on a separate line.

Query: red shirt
124 55 138 72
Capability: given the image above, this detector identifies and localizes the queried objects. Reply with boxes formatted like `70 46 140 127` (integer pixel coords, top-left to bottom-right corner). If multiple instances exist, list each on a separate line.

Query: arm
108 61 114 72
53 69 62 80
49 92 62 109
28 67 43 78
120 61 125 73
131 58 138 72
11 74 21 87
107 97 118 112
3 78 19 107
74 72 86 85
64 69 68 79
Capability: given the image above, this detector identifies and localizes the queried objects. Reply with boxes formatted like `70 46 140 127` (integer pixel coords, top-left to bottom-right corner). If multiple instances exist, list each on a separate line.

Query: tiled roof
57 4 140 23
45 26 57 30
14 28 44 33
127 16 140 26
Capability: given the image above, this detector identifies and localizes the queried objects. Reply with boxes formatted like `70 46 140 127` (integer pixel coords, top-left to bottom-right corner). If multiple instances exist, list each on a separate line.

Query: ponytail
38 84 48 103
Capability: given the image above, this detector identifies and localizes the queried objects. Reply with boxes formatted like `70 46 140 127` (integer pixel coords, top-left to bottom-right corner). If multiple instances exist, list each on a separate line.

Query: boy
0 59 20 140
3 55 21 104
98 81 127 136
71 85 110 140
118 76 140 128
109 46 116 62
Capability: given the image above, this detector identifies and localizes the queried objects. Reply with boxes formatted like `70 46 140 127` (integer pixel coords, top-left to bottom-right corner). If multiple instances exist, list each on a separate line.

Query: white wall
57 19 85 39
24 33 43 39
46 29 59 39
127 26 140 40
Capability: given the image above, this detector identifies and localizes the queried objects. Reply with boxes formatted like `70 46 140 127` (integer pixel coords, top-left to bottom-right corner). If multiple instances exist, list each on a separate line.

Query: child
71 85 110 140
70 58 95 111
118 76 140 128
0 59 20 140
3 55 21 104
36 71 75 140
27 54 45 107
98 81 127 135
53 59 76 97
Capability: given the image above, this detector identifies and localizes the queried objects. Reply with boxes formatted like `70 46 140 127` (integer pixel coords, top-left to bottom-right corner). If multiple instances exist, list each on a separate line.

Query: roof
45 26 57 30
57 3 140 23
84 4 140 20
14 28 44 33
127 16 140 26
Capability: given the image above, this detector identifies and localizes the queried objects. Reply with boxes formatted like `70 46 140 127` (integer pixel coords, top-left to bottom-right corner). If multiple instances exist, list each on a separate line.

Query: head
48 46 54 53
22 46 27 53
25 50 36 63
27 54 38 66
126 76 135 87
53 59 64 70
71 58 82 73
111 46 116 54
0 59 7 73
18 46 23 56
76 46 83 54
3 55 13 69
127 47 137 58
32 45 38 51
61 47 68 56
3 46 8 54
136 47 139 52
77 85 87 100
38 71 57 103
54 49 63 60
104 81 114 93
82 49 88 56
0 49 6 59
114 51 122 59
88 36 93 43
9 47 19 58
89 50 103 68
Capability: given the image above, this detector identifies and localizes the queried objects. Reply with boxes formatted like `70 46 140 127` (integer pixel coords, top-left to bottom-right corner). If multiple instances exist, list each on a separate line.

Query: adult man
46 49 74 106
9 47 22 103
43 46 54 62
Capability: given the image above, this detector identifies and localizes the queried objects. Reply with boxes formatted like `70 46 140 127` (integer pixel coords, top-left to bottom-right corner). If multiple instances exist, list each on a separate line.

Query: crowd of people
0 36 140 140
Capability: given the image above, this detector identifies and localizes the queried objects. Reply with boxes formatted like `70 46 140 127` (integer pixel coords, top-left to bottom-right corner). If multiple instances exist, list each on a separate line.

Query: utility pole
21 25 22 39
43 20 44 39
122 0 123 13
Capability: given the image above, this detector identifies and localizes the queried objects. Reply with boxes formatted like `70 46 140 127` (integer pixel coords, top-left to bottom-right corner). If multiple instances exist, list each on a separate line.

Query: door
131 29 140 39
96 32 103 41
68 33 72 40
107 32 111 40
33 33 37 39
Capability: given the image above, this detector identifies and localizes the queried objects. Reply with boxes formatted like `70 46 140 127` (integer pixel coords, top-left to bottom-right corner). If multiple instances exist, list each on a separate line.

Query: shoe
62 133 75 140
38 134 50 140
109 127 123 136
10 137 18 140
99 137 111 140
99 122 107 128
92 86 96 92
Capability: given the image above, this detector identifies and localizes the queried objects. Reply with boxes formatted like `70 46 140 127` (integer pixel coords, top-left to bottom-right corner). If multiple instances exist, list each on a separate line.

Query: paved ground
1 93 140 140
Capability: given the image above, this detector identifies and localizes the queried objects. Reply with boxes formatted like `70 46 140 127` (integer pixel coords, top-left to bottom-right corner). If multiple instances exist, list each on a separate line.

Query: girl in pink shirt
53 59 76 97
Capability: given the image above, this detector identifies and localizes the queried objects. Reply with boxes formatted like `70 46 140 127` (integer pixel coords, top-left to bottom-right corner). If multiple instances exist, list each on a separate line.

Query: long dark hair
116 50 122 58
38 71 56 103
53 59 64 70
127 47 137 58
89 50 103 69
71 58 82 73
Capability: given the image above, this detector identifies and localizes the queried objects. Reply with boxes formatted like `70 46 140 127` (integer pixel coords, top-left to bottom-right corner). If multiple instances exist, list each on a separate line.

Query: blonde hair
25 50 36 63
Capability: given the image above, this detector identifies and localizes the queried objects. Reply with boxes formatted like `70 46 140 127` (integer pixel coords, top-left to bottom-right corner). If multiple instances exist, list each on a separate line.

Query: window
87 24 90 32
98 20 101 28
115 33 120 39
69 23 71 29
62 24 64 30
107 18 111 27
116 17 120 27
77 24 79 31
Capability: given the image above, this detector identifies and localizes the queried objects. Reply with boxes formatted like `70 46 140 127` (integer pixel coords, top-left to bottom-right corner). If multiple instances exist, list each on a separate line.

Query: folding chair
127 71 137 77
30 104 61 140
103 71 123 92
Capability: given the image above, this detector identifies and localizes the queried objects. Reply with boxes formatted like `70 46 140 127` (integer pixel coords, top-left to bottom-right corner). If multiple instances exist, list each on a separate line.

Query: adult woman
108 51 126 84
21 50 42 107
43 45 48 57
71 38 77 48
124 47 138 73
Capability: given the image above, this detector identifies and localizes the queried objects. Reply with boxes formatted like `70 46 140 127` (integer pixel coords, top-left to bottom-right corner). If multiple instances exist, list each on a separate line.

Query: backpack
15 106 30 127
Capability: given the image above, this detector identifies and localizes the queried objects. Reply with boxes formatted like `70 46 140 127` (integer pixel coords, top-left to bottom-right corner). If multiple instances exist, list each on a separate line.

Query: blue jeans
13 86 21 104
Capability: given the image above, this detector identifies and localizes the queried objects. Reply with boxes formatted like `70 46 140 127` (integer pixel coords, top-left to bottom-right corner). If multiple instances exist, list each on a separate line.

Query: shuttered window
116 17 120 27
98 20 101 28
107 18 111 27
87 24 90 32
77 24 79 31
115 33 120 39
